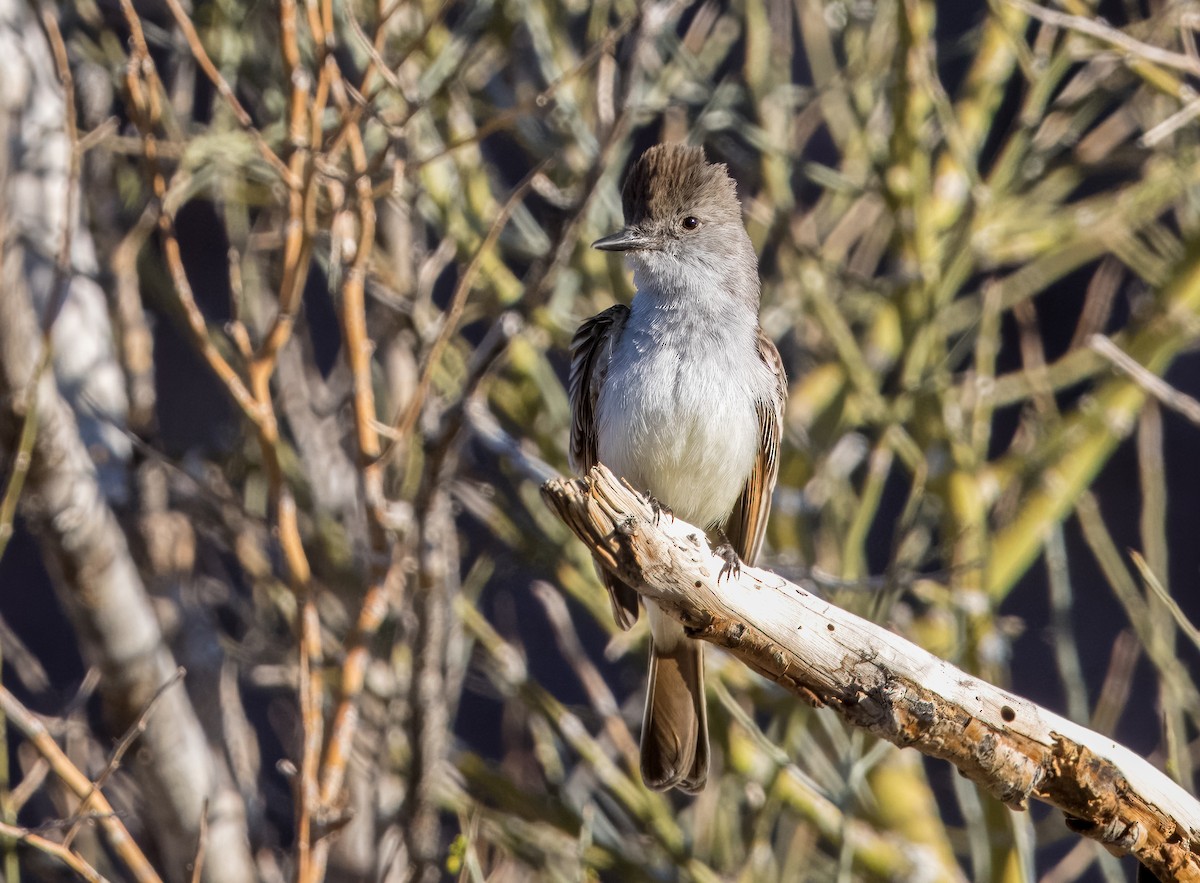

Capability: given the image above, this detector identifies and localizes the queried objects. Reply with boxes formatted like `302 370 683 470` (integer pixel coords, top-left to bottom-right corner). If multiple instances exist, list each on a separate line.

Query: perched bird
569 143 787 792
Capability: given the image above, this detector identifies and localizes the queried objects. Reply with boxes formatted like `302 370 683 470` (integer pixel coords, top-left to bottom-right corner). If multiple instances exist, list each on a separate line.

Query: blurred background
1 0 1199 880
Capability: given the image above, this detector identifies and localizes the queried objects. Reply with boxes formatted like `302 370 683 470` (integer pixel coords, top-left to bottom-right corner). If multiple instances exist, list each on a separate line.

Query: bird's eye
681 216 700 230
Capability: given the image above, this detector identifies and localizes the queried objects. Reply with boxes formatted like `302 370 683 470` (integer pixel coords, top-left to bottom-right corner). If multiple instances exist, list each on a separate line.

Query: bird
568 142 787 792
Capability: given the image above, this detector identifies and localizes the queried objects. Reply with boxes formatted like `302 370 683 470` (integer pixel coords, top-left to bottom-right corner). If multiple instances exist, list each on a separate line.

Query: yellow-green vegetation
4 0 1199 881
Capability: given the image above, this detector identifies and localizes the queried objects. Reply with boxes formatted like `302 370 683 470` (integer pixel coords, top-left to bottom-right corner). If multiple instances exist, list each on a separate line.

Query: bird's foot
714 529 742 583
644 490 673 525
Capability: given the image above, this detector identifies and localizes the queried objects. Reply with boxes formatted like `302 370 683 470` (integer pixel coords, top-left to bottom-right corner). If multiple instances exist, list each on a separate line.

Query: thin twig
294 596 323 883
109 205 159 430
384 161 546 455
1008 0 1200 76
1131 551 1200 655
156 0 295 186
8 758 50 813
0 362 42 561
412 9 639 169
306 75 389 883
0 685 163 883
0 616 49 693
1088 333 1200 426
62 667 186 850
1140 94 1200 147
253 0 319 384
529 582 639 769
115 0 263 426
0 819 113 883
462 397 557 485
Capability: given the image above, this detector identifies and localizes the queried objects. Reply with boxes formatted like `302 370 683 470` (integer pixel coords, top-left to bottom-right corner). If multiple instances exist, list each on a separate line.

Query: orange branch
255 0 320 380
0 820 110 883
158 0 296 187
306 79 390 883
116 0 262 427
271 7 323 883
0 686 162 883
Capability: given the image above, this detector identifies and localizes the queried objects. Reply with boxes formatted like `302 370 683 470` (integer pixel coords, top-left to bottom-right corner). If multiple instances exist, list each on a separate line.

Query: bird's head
592 143 756 300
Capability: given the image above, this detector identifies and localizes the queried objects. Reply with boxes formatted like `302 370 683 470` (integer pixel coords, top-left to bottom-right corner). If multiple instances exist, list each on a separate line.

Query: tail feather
640 639 708 792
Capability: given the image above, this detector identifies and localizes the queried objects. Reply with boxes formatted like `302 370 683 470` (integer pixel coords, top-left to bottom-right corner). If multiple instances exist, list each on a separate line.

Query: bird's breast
596 322 763 527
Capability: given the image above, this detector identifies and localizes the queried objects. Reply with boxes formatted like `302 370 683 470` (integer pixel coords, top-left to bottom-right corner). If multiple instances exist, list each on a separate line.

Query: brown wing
568 304 640 629
723 329 786 566
569 304 629 473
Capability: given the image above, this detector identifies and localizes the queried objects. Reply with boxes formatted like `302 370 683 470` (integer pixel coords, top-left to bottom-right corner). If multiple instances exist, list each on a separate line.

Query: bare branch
1089 333 1200 427
62 667 187 850
0 818 112 883
0 684 162 883
542 466 1200 882
1008 0 1200 76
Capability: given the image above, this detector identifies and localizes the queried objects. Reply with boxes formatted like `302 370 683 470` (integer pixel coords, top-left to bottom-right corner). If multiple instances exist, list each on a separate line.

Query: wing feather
723 330 786 566
568 305 640 629
569 305 629 473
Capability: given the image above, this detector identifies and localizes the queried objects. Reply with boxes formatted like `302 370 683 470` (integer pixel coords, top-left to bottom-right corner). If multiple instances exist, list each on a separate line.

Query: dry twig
62 667 186 850
0 819 112 883
0 685 163 883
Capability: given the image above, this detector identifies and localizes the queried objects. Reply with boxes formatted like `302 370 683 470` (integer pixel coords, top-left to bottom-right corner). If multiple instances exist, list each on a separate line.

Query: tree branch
541 465 1200 882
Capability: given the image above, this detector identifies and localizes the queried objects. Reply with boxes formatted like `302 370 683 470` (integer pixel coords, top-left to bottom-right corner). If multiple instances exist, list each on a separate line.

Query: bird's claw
716 543 742 583
645 490 673 525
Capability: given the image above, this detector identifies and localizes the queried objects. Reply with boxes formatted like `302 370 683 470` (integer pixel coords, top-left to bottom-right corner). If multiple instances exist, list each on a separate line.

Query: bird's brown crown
621 143 741 226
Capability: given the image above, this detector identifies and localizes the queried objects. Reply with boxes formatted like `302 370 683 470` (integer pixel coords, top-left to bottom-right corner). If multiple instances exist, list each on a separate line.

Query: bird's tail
640 632 708 792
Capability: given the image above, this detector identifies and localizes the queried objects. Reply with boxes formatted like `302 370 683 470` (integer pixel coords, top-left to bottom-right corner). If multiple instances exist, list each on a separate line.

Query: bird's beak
592 226 654 252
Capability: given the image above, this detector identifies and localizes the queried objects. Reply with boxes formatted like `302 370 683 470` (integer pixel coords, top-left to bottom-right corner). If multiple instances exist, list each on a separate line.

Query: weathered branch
541 465 1200 882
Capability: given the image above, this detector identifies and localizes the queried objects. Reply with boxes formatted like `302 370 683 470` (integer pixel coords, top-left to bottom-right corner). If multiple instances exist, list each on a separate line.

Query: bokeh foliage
3 0 1200 881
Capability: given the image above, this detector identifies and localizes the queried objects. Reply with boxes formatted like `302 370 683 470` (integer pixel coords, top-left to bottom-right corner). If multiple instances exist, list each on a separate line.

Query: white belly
596 327 761 528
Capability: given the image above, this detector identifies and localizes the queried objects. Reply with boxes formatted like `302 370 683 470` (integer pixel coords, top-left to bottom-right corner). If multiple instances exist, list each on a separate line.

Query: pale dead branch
542 466 1200 882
